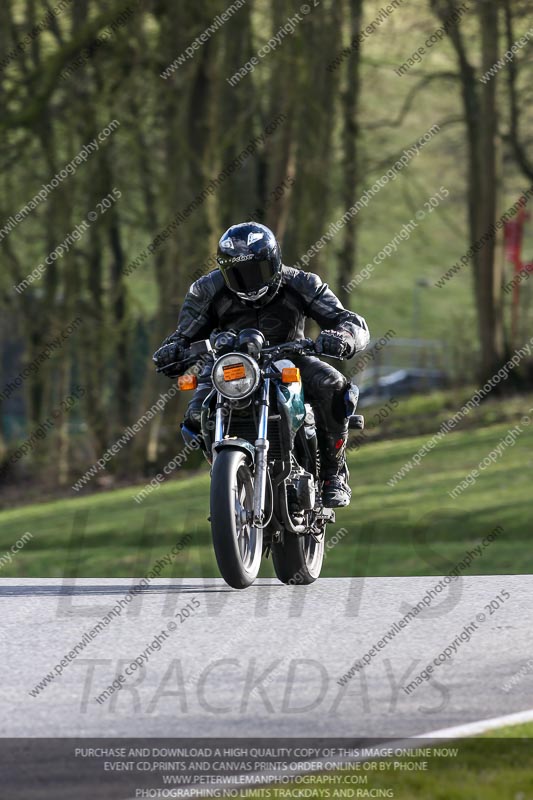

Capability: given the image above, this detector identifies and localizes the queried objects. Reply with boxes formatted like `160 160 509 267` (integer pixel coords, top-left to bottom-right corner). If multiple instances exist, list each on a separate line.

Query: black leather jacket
166 266 369 356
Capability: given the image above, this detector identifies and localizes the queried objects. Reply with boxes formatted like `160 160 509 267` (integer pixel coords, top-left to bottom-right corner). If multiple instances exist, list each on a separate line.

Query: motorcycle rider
153 222 369 508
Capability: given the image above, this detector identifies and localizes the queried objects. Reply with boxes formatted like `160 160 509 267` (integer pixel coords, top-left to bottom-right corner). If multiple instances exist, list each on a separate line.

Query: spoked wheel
271 529 325 585
210 449 263 589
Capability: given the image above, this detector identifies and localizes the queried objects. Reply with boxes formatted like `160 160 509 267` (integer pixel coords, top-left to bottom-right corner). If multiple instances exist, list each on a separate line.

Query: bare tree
430 0 504 381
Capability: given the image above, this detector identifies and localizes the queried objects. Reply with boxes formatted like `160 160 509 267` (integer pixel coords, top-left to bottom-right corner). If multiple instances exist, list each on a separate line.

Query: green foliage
1 0 533 488
0 417 531 577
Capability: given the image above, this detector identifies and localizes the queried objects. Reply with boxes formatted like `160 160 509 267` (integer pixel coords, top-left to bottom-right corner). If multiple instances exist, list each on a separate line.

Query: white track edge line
124 709 533 799
414 707 533 740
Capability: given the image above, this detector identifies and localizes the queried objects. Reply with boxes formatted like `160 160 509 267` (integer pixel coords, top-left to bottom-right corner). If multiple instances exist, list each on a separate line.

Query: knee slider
344 382 359 417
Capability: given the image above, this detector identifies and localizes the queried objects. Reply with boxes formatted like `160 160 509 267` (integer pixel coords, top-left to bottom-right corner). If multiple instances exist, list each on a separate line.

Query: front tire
210 449 263 589
271 531 324 585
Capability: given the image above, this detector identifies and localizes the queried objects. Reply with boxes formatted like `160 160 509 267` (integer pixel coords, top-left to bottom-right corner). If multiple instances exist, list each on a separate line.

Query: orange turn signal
281 367 301 384
177 374 198 391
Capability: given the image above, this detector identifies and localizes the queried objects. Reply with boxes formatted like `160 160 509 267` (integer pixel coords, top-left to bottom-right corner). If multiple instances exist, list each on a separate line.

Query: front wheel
271 531 324 585
210 449 263 589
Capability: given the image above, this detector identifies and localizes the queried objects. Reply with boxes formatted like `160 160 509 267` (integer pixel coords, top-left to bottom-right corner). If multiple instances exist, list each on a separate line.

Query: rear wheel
210 449 263 589
272 425 325 585
271 530 324 585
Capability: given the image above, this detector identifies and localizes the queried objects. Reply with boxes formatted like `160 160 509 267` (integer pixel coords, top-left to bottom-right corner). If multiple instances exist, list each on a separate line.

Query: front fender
213 438 255 464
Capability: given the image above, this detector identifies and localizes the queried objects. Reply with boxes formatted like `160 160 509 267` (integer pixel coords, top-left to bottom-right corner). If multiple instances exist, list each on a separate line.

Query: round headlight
212 353 260 400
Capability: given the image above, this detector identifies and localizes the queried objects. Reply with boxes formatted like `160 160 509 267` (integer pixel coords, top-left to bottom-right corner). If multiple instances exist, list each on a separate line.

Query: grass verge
0 415 531 578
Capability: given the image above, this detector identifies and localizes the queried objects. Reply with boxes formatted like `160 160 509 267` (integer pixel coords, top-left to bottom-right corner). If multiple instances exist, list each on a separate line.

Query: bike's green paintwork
276 375 306 437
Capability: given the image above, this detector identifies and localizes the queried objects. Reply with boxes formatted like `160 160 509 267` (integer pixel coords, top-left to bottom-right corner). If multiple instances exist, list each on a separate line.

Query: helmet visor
218 257 277 294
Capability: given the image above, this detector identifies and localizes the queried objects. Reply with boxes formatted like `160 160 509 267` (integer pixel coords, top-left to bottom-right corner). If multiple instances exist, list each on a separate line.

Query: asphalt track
1 576 532 738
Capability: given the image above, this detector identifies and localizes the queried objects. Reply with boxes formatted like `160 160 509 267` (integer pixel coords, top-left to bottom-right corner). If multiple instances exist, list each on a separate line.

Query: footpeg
317 507 336 523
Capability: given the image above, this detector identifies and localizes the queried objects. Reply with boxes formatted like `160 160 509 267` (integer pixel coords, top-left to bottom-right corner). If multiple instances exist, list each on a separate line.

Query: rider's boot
320 430 352 508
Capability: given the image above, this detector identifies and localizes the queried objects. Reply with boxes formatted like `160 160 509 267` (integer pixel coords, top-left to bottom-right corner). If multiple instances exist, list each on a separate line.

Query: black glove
153 338 186 376
315 329 349 358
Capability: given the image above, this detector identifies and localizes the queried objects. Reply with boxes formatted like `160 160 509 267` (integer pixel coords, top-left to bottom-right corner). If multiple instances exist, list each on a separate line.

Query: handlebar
264 339 345 361
262 338 316 357
156 335 343 374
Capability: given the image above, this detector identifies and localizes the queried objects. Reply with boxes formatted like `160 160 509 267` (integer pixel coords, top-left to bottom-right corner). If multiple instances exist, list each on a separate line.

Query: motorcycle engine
296 471 316 510
288 468 315 511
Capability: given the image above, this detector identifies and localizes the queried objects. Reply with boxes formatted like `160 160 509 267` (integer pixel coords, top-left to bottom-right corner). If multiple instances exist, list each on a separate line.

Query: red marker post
504 205 530 345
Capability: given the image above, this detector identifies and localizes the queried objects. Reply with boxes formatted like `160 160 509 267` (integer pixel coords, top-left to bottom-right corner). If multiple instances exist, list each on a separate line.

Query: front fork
253 378 270 526
212 380 270 527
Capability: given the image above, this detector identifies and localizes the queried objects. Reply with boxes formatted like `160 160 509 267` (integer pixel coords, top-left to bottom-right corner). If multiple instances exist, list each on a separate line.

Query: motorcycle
164 328 363 590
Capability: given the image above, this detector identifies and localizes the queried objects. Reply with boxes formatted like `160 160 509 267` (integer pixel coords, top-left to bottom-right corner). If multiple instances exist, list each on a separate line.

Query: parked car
358 368 448 407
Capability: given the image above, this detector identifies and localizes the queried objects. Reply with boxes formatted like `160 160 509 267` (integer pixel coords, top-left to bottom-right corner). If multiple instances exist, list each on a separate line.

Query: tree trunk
337 0 364 302
431 0 504 382
477 0 503 376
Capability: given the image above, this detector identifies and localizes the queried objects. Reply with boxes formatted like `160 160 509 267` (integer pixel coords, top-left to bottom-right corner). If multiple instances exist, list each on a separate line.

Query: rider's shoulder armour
189 268 226 299
281 266 328 310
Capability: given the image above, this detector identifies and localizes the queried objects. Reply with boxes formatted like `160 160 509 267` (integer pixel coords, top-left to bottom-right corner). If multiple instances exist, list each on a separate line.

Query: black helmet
217 222 282 303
